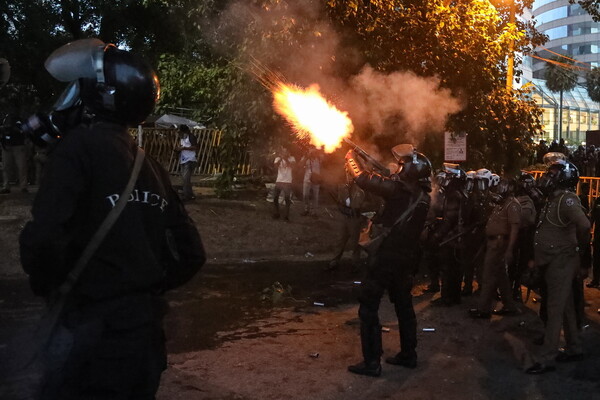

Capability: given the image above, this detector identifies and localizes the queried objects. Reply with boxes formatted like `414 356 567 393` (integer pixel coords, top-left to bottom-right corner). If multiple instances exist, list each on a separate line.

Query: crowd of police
341 145 596 376
416 152 594 374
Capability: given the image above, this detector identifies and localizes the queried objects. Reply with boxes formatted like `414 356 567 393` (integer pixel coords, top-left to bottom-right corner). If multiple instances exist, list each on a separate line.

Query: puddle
163 260 362 353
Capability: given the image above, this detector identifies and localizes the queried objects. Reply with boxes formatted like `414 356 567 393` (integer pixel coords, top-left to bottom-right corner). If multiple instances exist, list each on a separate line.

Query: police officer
526 158 590 374
19 39 206 398
510 172 538 301
469 178 522 318
460 170 488 296
327 172 367 271
431 164 467 306
345 144 431 377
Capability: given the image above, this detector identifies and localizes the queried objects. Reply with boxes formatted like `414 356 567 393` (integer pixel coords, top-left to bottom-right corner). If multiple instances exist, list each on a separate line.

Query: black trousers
440 246 462 302
592 238 600 283
357 252 417 363
40 294 167 400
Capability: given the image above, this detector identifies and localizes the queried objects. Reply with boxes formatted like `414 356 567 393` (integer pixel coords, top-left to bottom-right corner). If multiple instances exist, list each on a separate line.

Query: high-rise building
524 0 600 143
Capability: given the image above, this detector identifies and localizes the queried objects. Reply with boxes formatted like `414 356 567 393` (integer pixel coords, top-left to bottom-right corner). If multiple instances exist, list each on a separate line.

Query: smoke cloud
346 66 464 143
208 0 464 149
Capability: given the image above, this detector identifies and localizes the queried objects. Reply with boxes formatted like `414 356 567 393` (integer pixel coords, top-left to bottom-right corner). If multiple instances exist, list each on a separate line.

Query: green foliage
544 57 578 94
325 0 545 172
155 54 231 123
586 67 600 103
1 0 548 178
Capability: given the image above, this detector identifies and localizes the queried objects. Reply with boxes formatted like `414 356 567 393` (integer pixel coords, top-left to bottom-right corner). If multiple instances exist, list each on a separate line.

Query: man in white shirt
176 125 198 201
273 146 296 221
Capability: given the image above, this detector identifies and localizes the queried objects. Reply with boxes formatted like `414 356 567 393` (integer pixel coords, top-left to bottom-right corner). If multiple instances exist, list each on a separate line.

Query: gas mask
20 81 87 147
538 168 560 195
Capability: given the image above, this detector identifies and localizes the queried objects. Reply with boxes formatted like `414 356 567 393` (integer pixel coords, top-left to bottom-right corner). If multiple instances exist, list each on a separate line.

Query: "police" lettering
106 189 168 212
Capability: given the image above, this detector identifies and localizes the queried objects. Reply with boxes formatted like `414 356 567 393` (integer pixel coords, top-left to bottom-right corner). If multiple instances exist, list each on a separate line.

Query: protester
272 146 296 221
0 114 29 193
176 124 198 201
300 146 323 217
19 38 206 398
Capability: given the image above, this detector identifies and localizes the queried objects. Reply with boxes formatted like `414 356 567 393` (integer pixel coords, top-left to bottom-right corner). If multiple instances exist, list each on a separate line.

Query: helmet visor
45 38 106 82
53 81 81 111
476 178 489 192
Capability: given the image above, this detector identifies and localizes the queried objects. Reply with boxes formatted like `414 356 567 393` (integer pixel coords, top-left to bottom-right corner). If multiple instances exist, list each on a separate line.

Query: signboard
444 131 467 162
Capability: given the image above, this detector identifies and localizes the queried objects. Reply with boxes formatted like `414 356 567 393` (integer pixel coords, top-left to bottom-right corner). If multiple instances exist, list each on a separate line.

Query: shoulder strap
390 190 425 229
58 147 146 296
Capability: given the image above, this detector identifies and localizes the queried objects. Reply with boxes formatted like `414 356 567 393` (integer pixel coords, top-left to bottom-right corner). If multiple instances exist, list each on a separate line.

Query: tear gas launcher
343 138 390 177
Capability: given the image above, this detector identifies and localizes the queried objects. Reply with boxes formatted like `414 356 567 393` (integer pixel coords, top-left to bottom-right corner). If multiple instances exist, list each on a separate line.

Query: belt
487 234 508 241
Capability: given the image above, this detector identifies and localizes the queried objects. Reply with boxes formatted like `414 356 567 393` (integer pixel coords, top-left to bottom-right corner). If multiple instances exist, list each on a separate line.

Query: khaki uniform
331 183 366 265
477 196 521 313
534 190 589 366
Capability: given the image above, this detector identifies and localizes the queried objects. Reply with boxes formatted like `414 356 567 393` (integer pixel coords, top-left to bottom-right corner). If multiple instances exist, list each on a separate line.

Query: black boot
348 361 381 377
385 352 417 368
348 324 382 377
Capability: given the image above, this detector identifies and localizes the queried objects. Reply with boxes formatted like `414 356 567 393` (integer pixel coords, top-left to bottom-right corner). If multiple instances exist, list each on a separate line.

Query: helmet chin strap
93 43 117 110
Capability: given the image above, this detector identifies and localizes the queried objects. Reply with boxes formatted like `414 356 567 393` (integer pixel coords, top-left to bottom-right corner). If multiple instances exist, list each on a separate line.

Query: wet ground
2 260 600 399
163 259 360 354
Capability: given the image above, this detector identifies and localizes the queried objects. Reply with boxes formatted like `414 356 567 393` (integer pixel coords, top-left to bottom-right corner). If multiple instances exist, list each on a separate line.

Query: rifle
439 220 486 246
344 138 390 176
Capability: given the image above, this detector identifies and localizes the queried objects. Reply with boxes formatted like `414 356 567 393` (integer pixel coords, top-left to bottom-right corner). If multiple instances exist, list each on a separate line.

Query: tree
324 0 545 172
570 0 600 22
544 56 578 141
586 66 600 103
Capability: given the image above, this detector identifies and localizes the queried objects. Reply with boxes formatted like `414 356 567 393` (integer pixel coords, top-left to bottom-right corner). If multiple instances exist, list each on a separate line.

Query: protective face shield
391 144 416 163
392 144 432 183
542 152 566 166
392 144 416 176
465 171 476 194
475 168 492 192
21 38 159 148
440 163 466 189
434 171 446 185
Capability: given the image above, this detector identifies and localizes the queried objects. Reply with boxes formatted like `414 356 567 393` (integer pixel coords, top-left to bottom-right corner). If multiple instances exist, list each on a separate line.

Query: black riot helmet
391 144 432 182
517 171 537 195
538 159 579 193
45 38 160 126
493 177 516 197
438 162 466 190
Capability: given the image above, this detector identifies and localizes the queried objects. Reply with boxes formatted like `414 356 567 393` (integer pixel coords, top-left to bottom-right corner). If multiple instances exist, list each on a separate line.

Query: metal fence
129 127 251 176
529 170 600 207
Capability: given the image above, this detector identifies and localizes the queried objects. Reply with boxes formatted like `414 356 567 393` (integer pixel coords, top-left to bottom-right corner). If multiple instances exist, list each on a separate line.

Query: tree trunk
558 89 563 141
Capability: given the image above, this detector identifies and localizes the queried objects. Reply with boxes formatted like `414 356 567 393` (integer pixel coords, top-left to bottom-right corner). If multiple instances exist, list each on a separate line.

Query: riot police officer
526 158 590 374
345 144 431 377
431 163 467 306
19 39 206 398
469 177 522 318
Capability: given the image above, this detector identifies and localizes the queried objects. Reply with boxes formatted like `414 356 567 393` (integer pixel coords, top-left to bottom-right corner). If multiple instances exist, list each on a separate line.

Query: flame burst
272 83 354 153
